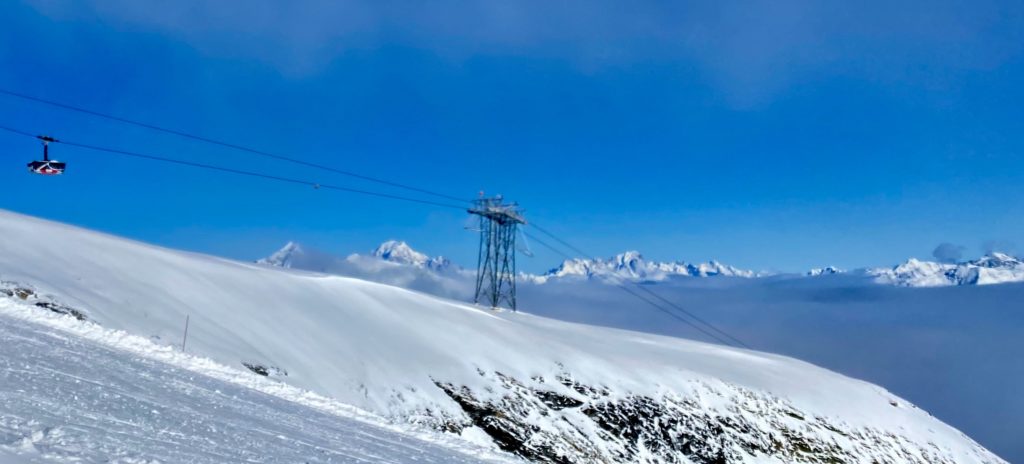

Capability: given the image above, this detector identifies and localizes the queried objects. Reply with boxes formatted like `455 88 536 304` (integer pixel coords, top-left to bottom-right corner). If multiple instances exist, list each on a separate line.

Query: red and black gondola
28 135 65 175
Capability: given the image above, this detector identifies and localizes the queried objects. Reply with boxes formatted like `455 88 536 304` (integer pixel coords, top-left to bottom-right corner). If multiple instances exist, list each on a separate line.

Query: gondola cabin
27 160 66 175
28 135 65 175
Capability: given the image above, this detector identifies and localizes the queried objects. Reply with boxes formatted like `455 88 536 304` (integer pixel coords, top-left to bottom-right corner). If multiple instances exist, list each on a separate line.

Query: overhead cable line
525 224 751 349
0 92 752 348
0 125 467 211
0 88 468 203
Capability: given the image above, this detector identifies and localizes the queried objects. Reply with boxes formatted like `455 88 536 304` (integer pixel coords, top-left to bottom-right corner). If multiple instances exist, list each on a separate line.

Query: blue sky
1 0 1022 272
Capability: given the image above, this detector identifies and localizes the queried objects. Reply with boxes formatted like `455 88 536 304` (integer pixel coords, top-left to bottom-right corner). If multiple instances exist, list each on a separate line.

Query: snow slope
0 210 1004 463
254 240 1020 460
0 301 504 464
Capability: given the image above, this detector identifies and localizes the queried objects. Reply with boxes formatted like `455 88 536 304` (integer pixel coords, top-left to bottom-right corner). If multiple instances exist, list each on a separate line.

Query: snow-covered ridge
0 209 1005 463
257 240 472 301
261 240 456 273
807 266 844 277
538 250 762 282
256 241 303 268
260 243 759 283
869 253 1024 287
260 240 1024 288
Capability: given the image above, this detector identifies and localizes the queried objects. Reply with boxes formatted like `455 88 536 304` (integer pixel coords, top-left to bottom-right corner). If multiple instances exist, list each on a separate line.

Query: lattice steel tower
468 196 526 310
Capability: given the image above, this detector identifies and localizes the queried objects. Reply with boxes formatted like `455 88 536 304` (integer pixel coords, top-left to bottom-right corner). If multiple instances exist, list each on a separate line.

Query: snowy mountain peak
972 252 1022 268
371 240 452 271
612 251 645 273
807 266 844 276
257 241 302 268
372 240 428 265
870 253 1024 287
615 250 644 261
894 257 945 273
685 260 758 278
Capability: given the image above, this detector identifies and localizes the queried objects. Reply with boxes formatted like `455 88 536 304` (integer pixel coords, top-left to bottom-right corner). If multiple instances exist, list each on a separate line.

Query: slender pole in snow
181 315 190 352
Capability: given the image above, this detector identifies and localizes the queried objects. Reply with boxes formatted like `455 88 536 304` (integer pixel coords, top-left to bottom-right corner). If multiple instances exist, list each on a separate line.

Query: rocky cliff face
424 369 997 463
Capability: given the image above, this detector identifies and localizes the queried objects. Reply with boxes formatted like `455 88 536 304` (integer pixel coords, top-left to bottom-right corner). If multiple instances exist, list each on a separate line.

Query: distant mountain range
258 240 456 272
259 241 1024 288
530 251 762 283
256 240 472 300
867 253 1024 287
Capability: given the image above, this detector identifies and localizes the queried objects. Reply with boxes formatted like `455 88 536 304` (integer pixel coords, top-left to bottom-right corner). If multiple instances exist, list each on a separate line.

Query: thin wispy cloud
26 0 1024 105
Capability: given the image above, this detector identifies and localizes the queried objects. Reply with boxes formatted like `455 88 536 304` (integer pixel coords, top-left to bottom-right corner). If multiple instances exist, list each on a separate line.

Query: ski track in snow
0 300 514 463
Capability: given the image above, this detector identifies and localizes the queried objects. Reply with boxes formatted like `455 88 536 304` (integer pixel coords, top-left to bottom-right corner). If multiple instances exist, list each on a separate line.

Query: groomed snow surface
0 209 1006 463
0 299 509 463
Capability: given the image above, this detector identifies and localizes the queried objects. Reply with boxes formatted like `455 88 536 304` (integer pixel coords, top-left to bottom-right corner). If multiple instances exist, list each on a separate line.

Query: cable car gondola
27 135 65 175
